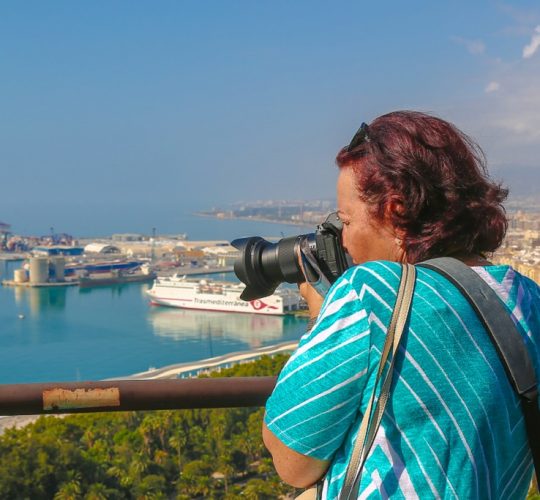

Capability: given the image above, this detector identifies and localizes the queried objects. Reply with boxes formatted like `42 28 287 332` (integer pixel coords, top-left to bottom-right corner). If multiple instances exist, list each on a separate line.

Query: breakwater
115 340 298 380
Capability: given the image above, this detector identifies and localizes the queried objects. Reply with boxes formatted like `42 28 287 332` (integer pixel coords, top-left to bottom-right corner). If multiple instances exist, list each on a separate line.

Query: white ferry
146 276 304 315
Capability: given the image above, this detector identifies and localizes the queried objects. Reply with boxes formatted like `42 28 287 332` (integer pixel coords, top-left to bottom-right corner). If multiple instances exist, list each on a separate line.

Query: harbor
0 235 240 288
0 216 310 385
1 231 306 320
2 264 235 287
0 251 308 385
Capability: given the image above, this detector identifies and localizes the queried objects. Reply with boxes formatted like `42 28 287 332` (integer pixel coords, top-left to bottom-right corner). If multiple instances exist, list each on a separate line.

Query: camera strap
419 257 540 485
299 238 333 297
340 263 417 500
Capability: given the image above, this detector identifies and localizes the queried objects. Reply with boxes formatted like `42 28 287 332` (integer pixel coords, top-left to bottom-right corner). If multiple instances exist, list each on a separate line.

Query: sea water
0 217 311 383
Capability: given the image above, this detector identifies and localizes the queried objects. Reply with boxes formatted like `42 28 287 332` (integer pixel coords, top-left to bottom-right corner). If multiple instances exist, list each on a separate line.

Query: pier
0 253 26 261
113 341 298 380
1 280 79 288
1 265 234 288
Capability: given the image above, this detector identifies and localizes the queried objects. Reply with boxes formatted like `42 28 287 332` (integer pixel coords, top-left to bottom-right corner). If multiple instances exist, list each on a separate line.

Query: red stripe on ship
249 299 278 311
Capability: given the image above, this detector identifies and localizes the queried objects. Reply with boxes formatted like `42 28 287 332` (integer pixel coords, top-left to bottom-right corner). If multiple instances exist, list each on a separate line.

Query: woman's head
335 111 508 263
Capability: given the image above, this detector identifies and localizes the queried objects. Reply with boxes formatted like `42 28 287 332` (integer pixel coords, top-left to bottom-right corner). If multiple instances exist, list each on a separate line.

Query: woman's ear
384 198 405 228
384 198 407 250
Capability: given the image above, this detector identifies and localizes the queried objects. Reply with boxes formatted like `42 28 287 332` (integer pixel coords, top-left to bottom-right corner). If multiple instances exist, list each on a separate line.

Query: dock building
32 246 84 257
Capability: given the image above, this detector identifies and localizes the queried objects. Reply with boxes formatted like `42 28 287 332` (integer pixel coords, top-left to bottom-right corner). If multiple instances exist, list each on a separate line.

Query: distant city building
32 246 84 257
84 243 121 254
509 211 539 230
112 233 145 242
216 252 240 267
164 233 188 241
493 210 540 284
199 199 336 227
0 221 10 250
174 248 205 264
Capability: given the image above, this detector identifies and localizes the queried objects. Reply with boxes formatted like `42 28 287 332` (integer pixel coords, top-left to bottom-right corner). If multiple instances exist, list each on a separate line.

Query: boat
78 263 155 287
146 276 305 315
79 269 157 287
65 260 143 277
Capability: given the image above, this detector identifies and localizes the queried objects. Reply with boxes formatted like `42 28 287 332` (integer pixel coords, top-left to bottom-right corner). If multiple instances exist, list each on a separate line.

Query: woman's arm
261 282 329 488
262 268 371 490
262 421 330 488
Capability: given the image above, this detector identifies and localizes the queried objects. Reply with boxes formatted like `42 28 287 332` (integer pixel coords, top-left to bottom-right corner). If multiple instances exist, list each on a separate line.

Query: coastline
192 212 314 229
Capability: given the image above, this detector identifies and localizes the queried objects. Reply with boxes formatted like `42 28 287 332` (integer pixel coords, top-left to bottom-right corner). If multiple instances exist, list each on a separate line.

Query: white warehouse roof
84 243 121 254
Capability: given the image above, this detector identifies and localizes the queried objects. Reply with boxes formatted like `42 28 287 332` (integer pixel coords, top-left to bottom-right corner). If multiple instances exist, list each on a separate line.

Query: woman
262 111 540 499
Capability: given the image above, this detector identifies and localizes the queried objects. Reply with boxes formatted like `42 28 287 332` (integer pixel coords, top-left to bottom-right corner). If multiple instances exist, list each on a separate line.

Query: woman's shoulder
475 264 540 314
462 264 540 303
340 260 403 285
331 260 403 304
333 260 540 305
498 265 540 297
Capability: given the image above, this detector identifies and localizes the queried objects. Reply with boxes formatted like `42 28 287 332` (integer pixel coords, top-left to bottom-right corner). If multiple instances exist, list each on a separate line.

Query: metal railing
0 377 277 416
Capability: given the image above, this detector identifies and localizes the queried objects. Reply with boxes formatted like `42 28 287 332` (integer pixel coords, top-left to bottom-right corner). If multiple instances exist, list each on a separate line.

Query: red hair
336 111 508 262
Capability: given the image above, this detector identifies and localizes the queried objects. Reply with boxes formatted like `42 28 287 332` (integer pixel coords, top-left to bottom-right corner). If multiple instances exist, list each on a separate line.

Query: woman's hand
297 249 325 320
298 281 324 320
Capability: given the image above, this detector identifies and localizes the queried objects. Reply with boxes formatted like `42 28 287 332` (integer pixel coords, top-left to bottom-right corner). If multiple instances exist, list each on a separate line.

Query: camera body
231 212 350 300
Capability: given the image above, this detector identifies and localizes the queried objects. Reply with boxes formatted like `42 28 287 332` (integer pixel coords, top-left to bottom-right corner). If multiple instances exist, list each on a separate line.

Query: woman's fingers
299 282 324 319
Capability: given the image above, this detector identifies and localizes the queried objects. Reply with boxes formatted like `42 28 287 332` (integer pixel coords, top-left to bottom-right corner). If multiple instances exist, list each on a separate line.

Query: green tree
54 478 82 500
0 355 295 499
133 474 167 499
177 458 213 498
240 477 281 499
84 482 120 500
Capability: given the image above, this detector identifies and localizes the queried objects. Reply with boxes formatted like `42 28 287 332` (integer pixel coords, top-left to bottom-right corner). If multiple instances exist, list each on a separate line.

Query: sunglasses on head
346 122 370 152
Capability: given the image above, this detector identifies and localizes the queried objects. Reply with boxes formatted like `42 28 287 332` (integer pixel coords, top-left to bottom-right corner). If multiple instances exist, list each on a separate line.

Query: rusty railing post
0 377 277 415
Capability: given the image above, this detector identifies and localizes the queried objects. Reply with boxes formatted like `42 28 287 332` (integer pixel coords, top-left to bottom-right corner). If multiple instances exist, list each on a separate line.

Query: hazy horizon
2 1 540 235
1 164 539 237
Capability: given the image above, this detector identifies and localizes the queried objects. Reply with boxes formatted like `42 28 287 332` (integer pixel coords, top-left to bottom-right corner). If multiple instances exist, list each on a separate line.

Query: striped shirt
265 261 540 499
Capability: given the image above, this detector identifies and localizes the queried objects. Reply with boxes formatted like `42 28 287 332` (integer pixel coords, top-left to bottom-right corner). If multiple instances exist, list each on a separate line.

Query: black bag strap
419 257 540 485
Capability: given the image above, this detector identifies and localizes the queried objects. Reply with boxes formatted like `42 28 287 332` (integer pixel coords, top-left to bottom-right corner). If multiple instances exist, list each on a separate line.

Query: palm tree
53 479 81 500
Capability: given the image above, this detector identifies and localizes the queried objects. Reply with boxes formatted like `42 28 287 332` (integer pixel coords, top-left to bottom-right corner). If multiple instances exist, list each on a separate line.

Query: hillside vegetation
0 355 296 499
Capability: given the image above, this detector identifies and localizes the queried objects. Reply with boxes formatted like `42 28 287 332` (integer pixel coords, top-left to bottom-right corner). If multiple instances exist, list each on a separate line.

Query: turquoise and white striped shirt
265 261 540 499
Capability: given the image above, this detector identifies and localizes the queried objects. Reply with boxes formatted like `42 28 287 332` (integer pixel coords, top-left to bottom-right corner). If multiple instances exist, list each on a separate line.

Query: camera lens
231 212 349 301
231 235 310 300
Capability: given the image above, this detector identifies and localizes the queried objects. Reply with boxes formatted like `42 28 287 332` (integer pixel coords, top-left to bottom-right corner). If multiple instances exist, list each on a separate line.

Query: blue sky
1 1 539 235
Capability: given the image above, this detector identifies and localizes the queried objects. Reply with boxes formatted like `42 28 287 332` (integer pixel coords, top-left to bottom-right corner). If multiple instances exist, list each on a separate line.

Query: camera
230 212 350 300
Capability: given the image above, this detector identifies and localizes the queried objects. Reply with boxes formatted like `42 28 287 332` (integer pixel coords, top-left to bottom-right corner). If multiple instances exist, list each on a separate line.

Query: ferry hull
147 293 284 315
146 277 302 316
